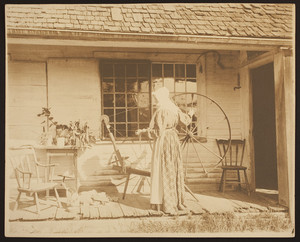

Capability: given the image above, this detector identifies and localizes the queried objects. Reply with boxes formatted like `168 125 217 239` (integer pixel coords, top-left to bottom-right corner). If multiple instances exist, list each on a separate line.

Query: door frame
240 47 294 214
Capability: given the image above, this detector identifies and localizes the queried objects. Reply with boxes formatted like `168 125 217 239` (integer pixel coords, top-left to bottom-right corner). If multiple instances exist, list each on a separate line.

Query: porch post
273 47 295 225
239 51 255 192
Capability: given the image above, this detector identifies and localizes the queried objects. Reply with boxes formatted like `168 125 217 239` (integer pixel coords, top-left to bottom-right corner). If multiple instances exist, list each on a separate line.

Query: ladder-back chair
8 145 62 214
216 139 251 195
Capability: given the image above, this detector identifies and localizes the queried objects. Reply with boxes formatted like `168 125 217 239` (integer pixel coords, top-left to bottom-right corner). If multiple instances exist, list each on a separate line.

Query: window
101 62 150 139
101 61 197 140
152 63 198 134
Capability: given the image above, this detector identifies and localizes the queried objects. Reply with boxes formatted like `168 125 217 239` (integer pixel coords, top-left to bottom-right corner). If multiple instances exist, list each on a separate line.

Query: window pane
175 79 185 92
127 94 137 107
127 108 138 122
102 79 113 92
164 64 173 77
103 109 114 122
186 79 197 92
103 123 114 137
126 64 137 77
138 64 149 77
115 63 125 77
175 64 185 77
137 93 149 108
186 64 196 78
116 109 126 122
115 94 125 107
103 94 114 107
152 77 163 92
173 94 186 110
139 108 150 122
127 79 138 92
116 124 126 137
164 77 174 92
115 79 125 92
128 123 138 137
138 79 149 92
102 64 113 77
152 64 162 77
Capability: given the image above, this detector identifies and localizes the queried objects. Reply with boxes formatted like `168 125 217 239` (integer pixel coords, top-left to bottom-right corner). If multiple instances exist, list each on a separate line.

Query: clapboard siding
6 50 246 191
47 58 101 137
6 61 47 141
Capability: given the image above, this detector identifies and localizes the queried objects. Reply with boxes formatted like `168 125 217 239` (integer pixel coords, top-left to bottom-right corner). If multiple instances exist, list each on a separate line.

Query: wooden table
34 145 80 192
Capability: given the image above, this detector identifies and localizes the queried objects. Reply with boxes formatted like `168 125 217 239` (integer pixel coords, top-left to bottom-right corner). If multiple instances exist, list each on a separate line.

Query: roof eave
6 28 293 51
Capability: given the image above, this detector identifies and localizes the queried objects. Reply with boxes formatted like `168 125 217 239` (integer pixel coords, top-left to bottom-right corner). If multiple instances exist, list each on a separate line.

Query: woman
148 87 192 214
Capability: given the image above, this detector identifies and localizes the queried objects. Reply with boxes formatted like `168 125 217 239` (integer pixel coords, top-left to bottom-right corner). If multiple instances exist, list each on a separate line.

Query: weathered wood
89 205 100 219
47 58 101 134
7 35 292 51
273 51 290 208
105 202 124 218
118 202 136 217
193 193 235 213
9 210 24 221
81 202 90 219
98 204 112 219
185 199 206 215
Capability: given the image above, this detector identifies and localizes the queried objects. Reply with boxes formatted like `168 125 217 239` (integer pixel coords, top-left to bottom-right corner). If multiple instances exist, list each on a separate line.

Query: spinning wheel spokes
172 93 232 175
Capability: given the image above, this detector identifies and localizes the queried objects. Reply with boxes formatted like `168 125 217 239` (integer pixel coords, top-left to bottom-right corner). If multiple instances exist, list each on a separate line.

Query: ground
5 177 294 237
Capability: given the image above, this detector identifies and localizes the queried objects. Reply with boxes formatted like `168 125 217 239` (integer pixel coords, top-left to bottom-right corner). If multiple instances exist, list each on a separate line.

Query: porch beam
239 50 277 69
6 34 292 52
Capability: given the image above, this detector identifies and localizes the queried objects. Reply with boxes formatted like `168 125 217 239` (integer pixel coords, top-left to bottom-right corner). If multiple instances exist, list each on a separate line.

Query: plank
193 193 235 213
55 208 75 220
268 206 288 213
89 205 100 219
185 199 206 215
118 202 137 217
38 206 57 220
98 204 112 219
106 202 124 218
202 191 246 212
9 210 24 221
81 203 90 219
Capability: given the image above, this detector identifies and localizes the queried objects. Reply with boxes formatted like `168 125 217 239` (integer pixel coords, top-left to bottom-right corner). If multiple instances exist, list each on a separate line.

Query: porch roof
6 4 293 40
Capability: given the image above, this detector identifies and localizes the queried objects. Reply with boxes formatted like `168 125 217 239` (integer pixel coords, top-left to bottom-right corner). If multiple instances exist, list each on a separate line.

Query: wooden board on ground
89 205 100 219
106 202 124 218
81 203 90 219
98 204 112 218
133 196 150 217
55 208 76 220
193 193 235 213
185 199 206 215
118 202 137 217
9 210 24 221
202 191 247 212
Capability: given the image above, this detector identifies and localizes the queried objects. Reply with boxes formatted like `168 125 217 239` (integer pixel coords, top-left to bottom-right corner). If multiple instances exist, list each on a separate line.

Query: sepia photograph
4 2 295 237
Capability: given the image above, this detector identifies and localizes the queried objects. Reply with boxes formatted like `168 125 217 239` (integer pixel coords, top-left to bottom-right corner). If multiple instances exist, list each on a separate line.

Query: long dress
149 106 191 213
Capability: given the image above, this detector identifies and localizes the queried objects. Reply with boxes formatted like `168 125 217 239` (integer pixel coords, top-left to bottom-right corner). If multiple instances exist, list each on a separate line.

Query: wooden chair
216 139 251 195
8 145 62 214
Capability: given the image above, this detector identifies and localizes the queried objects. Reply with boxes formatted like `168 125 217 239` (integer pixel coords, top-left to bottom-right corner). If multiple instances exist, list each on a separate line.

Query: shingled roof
6 4 294 39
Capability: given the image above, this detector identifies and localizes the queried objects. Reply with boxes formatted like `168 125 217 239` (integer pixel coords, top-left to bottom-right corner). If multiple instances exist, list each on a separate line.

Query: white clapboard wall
6 51 245 191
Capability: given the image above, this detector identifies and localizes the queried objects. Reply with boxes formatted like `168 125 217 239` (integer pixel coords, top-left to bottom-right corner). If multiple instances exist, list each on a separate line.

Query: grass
7 212 292 236
129 212 292 233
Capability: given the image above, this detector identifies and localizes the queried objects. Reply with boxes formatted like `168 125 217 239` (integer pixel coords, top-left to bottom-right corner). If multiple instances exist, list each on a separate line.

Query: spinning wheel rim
172 92 232 172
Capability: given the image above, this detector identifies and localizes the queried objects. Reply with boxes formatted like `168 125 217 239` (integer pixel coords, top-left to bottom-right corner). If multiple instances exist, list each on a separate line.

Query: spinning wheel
171 93 232 176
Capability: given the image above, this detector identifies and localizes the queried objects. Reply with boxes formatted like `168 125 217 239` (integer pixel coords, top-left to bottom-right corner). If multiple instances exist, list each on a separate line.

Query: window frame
100 60 199 141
